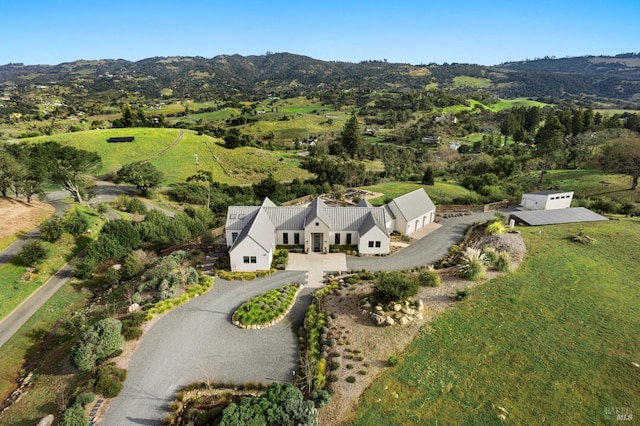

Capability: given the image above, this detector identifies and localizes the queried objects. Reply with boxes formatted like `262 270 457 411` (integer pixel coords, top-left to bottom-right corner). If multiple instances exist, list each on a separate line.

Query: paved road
347 212 496 271
0 182 161 348
101 271 309 426
0 262 75 347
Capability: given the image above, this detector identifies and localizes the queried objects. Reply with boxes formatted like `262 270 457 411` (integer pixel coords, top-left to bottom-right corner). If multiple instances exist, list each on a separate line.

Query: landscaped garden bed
232 283 302 329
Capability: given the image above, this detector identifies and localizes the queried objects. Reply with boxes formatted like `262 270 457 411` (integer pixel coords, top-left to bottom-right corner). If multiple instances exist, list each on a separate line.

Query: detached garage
520 190 573 210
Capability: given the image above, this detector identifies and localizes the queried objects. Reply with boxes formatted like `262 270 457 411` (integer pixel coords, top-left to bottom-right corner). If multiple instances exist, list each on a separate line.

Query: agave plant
458 247 488 281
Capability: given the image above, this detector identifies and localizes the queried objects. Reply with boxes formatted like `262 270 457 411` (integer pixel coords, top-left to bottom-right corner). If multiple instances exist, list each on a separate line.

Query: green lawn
453 76 492 88
20 128 312 185
351 219 640 425
360 181 476 205
515 169 640 203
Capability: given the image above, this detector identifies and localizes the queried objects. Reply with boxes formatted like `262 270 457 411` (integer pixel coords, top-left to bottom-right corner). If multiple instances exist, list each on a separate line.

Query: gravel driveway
101 271 309 426
347 212 496 271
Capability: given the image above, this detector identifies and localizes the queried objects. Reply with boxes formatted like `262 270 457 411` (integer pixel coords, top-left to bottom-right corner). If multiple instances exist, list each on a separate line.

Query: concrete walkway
286 253 347 287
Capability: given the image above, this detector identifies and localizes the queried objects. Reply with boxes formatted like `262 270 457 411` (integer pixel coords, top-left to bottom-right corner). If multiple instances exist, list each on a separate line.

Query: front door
313 233 322 253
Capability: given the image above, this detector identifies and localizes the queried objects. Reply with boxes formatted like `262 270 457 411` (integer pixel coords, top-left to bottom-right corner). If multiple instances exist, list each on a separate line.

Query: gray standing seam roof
510 207 608 226
389 188 435 221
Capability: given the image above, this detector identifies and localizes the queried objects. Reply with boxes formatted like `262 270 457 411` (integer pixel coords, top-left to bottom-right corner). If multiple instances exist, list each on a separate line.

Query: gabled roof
305 198 331 228
358 211 387 236
230 207 275 253
387 188 435 221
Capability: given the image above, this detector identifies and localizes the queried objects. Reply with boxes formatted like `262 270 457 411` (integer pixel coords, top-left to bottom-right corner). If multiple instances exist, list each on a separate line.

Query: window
294 232 300 244
232 232 238 243
346 233 352 245
250 256 257 264
243 256 250 264
283 232 289 244
315 222 319 226
375 241 381 248
229 213 237 219
368 241 374 248
335 233 340 244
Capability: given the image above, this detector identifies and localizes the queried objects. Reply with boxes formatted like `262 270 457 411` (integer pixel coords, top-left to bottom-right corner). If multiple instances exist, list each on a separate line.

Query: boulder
385 316 395 326
417 299 424 311
415 312 424 320
37 415 54 426
399 316 409 325
393 303 402 312
127 303 140 313
401 307 415 316
111 263 122 271
375 305 383 311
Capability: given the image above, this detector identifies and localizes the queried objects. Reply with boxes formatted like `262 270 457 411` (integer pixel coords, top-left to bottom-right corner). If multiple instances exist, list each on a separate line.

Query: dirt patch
0 198 55 242
318 232 526 426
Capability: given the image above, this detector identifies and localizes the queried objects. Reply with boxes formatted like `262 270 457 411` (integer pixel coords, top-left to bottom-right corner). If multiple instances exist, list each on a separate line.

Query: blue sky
2 0 638 66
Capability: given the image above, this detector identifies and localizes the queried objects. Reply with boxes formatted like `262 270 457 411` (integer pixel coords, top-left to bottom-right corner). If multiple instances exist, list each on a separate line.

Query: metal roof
388 188 436 221
523 190 573 196
510 207 608 226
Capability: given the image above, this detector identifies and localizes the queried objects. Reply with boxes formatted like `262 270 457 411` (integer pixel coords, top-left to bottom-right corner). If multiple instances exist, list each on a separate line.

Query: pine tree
340 115 362 159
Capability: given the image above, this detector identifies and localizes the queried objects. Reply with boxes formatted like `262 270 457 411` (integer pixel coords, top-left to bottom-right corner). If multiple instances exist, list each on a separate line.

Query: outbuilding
520 190 573 210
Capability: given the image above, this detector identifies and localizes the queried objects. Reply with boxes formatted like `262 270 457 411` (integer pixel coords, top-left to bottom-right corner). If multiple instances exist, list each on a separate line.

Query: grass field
516 169 640 203
20 128 312 185
0 278 94 424
352 219 640 425
0 205 101 322
453 76 492 88
360 181 476 205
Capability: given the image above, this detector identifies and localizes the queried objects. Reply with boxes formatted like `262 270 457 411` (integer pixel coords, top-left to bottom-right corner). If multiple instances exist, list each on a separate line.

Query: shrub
374 272 418 304
481 245 499 265
74 257 97 279
456 287 470 300
232 283 301 327
103 267 121 286
101 219 142 250
346 376 356 383
122 250 145 279
20 240 48 266
485 221 505 235
418 266 441 287
312 390 331 408
126 197 147 214
387 355 399 367
72 318 125 372
59 402 88 426
458 248 488 281
95 364 127 398
75 391 95 406
272 248 289 269
495 251 512 272
122 326 143 341
39 215 64 242
96 202 109 215
63 208 89 237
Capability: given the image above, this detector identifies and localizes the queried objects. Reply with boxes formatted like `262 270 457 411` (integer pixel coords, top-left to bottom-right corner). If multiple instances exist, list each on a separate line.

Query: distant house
434 114 458 124
225 189 436 271
520 190 573 210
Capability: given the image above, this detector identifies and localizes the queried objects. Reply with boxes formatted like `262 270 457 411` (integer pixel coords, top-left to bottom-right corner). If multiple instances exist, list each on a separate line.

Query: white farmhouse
520 190 574 210
225 188 436 271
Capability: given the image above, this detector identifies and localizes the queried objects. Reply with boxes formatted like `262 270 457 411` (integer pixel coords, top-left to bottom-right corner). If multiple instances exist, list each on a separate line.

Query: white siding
229 237 273 272
544 193 573 209
358 226 390 255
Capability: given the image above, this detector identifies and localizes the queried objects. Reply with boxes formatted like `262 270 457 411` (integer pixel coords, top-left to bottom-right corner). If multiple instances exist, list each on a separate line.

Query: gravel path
347 212 496 271
101 271 310 426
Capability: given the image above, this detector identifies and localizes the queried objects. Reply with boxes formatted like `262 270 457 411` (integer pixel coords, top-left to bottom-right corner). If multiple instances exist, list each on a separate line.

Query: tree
35 142 101 203
0 151 26 197
600 137 640 190
534 114 565 185
187 170 214 209
421 166 435 185
40 215 65 242
117 161 164 195
340 115 362 159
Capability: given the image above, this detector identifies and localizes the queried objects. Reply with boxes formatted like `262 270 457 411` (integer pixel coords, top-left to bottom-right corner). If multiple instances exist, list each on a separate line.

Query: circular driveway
101 271 309 426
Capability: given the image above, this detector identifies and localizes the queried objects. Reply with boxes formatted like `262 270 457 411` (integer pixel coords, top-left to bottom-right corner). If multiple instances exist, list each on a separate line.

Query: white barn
225 188 436 271
520 190 574 210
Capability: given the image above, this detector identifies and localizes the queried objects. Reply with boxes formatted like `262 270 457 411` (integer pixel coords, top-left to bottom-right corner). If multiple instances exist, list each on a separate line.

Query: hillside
1 52 639 108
